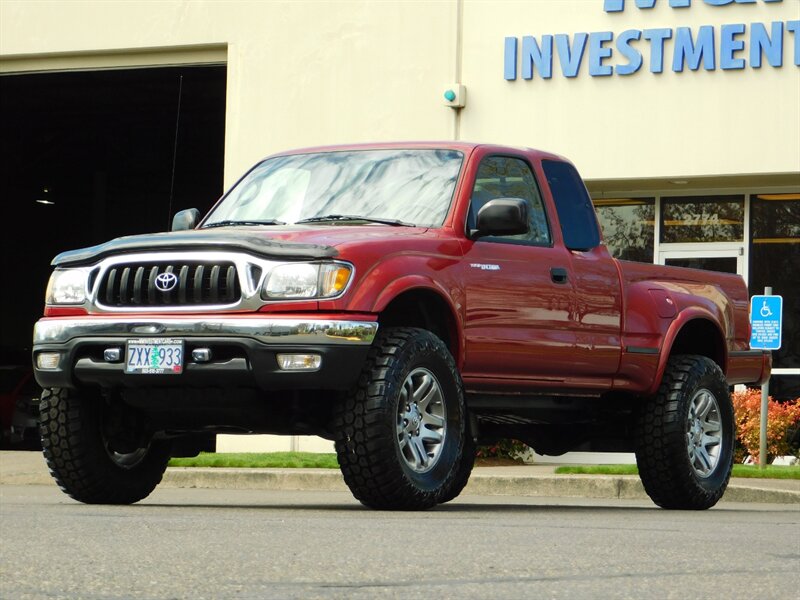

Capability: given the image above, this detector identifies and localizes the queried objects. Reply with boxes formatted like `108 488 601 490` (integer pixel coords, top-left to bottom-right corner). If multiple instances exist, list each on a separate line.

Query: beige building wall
2 1 798 183
461 0 800 180
0 0 459 188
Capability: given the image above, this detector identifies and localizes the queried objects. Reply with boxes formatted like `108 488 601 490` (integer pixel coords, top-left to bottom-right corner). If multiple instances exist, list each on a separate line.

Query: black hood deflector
51 229 338 266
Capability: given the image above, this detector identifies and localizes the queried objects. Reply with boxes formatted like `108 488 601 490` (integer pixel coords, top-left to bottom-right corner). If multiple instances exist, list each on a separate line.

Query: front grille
97 261 241 307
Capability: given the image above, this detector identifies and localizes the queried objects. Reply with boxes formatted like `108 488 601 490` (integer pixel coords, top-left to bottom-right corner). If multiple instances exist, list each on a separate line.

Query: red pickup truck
33 142 770 510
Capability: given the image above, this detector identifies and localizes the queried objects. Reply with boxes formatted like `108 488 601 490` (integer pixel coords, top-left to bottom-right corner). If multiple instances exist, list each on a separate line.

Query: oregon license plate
125 338 184 374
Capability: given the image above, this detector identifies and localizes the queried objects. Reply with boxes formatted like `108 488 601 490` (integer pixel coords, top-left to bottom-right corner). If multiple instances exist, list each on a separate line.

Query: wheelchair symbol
760 300 773 318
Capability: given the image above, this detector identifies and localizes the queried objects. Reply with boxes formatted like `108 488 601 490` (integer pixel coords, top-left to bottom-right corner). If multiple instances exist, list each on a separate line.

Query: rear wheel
635 355 734 510
333 327 466 510
39 387 170 504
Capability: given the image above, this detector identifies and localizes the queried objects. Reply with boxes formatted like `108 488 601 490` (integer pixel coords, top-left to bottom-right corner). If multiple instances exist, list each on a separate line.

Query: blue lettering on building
616 30 644 75
604 0 781 12
673 26 716 71
720 23 746 69
751 22 784 67
505 0 797 80
556 33 589 77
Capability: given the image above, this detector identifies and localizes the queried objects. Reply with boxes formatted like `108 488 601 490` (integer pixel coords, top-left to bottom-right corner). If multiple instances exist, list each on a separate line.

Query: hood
51 224 430 267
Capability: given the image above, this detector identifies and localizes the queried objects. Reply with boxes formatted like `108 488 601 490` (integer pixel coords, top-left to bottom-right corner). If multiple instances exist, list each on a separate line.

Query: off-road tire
39 387 170 504
437 428 476 504
635 355 734 510
333 327 466 510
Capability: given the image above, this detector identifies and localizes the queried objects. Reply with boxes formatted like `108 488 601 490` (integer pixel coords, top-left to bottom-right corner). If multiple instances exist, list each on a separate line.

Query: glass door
657 195 747 278
658 248 743 276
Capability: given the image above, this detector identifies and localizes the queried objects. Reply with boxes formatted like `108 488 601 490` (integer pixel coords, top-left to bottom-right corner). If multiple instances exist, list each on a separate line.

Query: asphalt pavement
1 451 798 504
2 485 798 599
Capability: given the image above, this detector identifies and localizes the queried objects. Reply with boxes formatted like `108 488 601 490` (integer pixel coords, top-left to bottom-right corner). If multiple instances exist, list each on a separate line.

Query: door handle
550 267 569 284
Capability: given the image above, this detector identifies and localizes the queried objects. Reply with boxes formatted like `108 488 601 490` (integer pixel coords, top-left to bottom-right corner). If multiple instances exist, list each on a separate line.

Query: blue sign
750 295 783 350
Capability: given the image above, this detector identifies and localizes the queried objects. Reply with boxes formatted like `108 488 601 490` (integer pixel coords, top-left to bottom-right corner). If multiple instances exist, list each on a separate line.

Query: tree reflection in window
593 198 655 263
661 195 744 243
749 194 800 400
469 156 550 245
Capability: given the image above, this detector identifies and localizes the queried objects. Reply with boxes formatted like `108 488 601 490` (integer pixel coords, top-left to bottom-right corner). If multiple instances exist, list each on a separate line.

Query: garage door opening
0 65 226 444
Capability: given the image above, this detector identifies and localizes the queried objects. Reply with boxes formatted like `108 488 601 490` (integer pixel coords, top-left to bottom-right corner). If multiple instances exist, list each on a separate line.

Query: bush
732 388 800 463
475 439 529 461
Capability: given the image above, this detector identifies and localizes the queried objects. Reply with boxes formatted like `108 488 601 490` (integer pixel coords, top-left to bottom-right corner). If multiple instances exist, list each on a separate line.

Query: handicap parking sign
749 295 783 350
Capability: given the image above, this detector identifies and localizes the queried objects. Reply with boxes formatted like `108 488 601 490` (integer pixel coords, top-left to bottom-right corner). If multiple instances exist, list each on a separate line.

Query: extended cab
33 142 770 509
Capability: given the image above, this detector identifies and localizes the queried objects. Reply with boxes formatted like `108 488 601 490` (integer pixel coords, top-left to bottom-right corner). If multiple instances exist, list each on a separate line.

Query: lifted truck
33 142 770 510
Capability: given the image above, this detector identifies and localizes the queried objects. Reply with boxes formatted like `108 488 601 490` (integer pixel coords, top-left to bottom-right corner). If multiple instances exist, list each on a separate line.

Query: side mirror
472 198 529 238
172 208 201 231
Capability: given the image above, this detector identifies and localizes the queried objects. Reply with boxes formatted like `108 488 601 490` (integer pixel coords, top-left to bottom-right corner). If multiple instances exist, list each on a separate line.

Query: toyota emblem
154 272 179 292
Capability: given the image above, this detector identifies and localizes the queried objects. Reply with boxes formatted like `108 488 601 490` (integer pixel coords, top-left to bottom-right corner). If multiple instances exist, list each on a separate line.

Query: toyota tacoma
32 142 771 510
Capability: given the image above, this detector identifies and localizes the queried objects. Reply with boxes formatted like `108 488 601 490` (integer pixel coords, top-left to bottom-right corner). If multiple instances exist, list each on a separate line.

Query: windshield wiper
295 214 415 227
202 219 285 228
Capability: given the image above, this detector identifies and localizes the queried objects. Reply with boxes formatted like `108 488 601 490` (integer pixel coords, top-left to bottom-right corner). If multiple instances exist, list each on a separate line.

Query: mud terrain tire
635 355 734 510
333 327 466 510
39 387 170 504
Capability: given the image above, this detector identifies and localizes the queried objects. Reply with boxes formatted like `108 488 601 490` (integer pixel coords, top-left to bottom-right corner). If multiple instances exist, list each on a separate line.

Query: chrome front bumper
32 316 379 391
33 317 378 346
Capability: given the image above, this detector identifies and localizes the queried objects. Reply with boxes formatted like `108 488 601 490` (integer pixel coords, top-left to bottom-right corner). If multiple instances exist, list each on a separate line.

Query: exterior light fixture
443 84 466 108
35 186 55 205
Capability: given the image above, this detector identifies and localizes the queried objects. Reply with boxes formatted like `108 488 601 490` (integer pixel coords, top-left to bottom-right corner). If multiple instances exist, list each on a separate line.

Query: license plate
125 338 184 374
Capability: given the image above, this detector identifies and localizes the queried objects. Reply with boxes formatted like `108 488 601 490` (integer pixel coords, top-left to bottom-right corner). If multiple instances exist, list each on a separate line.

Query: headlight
262 263 353 300
45 268 90 305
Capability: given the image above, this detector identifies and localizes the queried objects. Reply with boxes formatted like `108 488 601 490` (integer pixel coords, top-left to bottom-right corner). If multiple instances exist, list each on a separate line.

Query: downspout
454 0 464 141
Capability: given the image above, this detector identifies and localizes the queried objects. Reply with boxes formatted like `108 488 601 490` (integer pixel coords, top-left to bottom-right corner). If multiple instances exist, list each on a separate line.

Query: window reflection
749 194 800 400
661 195 744 243
469 156 550 245
752 194 800 240
206 149 463 228
593 198 655 262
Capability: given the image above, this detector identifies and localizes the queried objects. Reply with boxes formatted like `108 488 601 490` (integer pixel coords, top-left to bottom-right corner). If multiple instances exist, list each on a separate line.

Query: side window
542 160 600 251
468 156 551 245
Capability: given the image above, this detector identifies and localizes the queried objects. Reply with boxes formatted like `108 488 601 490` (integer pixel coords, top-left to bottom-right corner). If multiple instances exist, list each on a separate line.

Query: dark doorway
0 65 227 365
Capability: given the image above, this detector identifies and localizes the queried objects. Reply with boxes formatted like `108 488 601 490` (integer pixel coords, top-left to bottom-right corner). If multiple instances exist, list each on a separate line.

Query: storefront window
661 195 744 243
593 198 655 262
749 194 800 401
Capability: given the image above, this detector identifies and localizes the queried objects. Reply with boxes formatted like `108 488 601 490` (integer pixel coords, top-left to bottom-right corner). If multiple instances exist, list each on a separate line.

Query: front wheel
39 388 171 504
635 355 734 510
333 327 467 510
436 430 476 504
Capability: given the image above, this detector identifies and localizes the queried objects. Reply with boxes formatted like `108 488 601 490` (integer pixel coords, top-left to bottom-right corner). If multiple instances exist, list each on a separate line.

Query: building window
593 198 655 262
749 193 800 401
661 195 744 243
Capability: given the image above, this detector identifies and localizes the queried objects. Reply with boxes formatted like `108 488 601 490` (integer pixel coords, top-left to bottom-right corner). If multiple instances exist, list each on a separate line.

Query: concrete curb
162 468 349 492
2 453 798 504
164 470 800 504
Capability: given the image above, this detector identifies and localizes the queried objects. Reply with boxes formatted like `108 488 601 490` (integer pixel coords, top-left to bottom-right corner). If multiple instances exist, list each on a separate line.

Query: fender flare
647 308 727 397
369 275 465 366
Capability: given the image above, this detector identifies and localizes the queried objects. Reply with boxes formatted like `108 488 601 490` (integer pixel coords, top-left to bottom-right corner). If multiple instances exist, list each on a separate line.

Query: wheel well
378 290 459 358
668 319 725 369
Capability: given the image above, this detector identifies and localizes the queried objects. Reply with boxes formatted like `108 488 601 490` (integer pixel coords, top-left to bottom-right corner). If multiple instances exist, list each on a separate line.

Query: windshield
204 149 463 228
